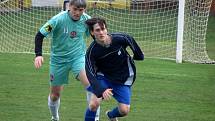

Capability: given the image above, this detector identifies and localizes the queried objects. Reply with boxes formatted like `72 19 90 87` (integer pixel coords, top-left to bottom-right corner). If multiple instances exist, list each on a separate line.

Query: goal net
183 0 214 63
0 0 213 63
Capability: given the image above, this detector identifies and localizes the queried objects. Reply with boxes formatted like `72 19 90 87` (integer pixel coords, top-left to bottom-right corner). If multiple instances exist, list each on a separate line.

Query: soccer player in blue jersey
84 17 144 121
34 0 100 121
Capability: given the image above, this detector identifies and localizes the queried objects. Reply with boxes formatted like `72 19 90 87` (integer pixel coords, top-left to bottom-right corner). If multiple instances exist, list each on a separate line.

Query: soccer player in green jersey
34 0 100 120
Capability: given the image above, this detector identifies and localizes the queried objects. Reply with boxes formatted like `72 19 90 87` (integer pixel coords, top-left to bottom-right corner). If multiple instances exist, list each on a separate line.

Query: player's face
92 23 108 44
65 2 69 11
69 5 85 20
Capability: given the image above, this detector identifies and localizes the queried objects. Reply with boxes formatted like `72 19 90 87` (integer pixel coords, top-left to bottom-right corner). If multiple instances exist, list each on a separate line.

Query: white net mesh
0 0 62 54
0 0 213 63
87 0 179 59
183 0 213 63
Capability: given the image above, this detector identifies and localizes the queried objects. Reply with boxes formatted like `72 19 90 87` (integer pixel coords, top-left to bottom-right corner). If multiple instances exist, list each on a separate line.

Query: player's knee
119 106 130 116
50 93 60 102
89 102 100 112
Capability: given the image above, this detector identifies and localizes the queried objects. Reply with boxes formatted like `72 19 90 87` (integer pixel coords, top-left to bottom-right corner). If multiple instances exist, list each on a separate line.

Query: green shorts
49 56 85 86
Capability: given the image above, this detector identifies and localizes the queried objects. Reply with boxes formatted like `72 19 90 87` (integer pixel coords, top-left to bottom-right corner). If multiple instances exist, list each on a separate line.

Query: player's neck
96 35 112 48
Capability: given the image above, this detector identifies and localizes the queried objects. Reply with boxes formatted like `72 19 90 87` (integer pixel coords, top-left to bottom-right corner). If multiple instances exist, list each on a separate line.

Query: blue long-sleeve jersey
85 32 144 97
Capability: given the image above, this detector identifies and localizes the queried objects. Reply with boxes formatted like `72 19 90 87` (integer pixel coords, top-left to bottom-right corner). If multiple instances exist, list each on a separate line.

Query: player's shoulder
81 12 91 20
51 11 67 20
110 32 135 44
111 32 130 37
111 32 131 40
87 41 97 53
88 41 97 48
50 11 67 22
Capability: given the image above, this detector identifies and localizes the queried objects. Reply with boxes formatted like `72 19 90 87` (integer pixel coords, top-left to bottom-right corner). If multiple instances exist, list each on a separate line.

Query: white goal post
176 0 185 63
0 0 214 63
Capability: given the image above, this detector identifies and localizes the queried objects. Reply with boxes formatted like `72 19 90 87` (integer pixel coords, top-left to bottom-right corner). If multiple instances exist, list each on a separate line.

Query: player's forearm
128 36 144 60
86 70 107 98
132 44 144 60
35 31 45 57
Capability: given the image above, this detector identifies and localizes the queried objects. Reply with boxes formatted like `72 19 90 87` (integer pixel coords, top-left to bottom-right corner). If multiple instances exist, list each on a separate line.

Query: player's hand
102 88 113 100
34 56 44 69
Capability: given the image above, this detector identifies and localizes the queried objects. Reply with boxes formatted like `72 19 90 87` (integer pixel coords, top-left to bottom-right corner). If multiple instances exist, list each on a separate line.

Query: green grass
0 53 215 121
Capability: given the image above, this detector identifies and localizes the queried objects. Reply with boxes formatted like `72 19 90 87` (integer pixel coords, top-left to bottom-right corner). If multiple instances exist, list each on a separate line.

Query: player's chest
95 45 125 59
61 22 86 39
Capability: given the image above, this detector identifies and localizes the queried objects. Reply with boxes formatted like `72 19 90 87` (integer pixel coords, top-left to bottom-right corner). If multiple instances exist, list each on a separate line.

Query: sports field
0 11 215 121
0 53 215 121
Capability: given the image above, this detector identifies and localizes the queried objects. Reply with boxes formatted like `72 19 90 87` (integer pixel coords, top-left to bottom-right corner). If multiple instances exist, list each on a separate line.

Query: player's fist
102 88 113 101
34 56 44 69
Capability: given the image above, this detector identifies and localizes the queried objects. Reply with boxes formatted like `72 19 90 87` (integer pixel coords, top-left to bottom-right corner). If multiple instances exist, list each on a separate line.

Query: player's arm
34 18 56 68
85 46 108 98
102 88 113 100
124 34 144 60
35 21 54 57
34 22 52 69
35 31 45 57
34 31 45 68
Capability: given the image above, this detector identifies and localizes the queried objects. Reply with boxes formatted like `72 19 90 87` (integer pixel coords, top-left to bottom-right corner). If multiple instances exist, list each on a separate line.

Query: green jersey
40 11 91 64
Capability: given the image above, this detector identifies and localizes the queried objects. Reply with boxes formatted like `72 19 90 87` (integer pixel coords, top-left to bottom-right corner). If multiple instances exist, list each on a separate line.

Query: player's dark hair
63 0 69 11
85 17 107 39
69 0 87 8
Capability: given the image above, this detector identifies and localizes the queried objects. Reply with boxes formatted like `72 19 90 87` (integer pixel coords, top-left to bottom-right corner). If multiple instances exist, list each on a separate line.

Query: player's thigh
96 76 131 104
96 75 110 89
70 56 89 87
49 63 70 86
112 84 131 105
70 56 85 77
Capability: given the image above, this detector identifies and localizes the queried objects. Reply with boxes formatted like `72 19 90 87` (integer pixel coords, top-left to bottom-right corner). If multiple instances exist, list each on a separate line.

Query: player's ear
90 31 94 36
90 31 95 39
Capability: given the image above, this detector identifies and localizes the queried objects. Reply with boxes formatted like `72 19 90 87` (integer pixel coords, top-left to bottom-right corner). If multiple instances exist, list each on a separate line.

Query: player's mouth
99 36 105 39
72 15 80 20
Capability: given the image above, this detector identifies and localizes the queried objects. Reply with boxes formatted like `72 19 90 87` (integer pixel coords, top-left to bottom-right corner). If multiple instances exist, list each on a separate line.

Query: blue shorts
49 56 85 86
96 75 131 105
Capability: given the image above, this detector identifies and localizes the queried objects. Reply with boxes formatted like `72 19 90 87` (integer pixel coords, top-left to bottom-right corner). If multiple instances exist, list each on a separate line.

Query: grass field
0 7 215 121
0 52 215 121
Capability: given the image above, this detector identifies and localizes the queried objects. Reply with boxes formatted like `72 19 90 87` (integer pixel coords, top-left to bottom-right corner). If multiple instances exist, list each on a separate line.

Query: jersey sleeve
39 17 58 37
124 34 144 60
85 44 107 98
34 31 45 56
